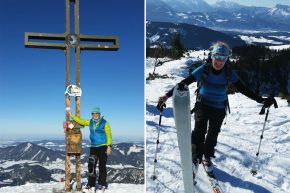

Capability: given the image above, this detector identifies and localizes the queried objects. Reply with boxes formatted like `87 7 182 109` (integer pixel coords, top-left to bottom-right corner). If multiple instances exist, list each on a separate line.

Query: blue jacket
192 64 239 108
89 118 111 147
70 115 112 147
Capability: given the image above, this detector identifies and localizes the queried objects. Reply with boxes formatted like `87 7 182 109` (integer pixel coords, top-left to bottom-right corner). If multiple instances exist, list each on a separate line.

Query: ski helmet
91 107 101 114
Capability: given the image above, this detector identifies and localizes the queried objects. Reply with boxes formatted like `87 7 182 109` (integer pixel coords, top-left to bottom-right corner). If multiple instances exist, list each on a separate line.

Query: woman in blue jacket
158 41 275 173
70 107 112 193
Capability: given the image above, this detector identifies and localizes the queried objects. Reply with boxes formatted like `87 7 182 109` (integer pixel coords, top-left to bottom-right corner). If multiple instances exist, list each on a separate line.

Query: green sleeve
105 122 112 145
70 115 90 126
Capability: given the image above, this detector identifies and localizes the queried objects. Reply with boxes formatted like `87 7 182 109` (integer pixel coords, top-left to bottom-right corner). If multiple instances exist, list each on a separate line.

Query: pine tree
171 33 184 59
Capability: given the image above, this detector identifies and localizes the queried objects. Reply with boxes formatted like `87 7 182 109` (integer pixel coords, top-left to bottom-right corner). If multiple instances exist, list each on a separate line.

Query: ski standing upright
172 83 195 193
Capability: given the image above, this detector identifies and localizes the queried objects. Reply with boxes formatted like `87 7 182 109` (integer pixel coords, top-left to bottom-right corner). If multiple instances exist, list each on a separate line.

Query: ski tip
213 189 222 193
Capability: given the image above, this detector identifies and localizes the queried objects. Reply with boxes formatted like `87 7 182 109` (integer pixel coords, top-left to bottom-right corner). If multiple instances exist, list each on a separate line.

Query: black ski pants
191 103 226 160
87 146 108 187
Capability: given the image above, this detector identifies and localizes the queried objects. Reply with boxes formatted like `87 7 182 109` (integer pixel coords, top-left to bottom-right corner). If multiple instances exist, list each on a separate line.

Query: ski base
172 84 194 193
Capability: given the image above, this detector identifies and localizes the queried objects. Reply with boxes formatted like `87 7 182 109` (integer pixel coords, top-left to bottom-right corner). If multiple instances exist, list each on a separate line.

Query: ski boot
203 158 213 174
96 185 106 193
82 185 95 193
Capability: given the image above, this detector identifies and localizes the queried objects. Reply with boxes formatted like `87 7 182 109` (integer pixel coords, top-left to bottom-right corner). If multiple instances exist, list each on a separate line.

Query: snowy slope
268 44 290 51
0 182 144 193
146 52 290 193
239 35 283 45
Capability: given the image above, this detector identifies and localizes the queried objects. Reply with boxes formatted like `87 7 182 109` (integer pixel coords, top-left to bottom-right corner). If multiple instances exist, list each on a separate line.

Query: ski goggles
91 112 100 115
212 53 228 61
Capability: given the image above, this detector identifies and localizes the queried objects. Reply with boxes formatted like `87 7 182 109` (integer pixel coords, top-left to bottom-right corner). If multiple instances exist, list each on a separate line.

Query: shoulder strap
225 61 232 114
191 63 211 114
225 61 231 86
195 63 211 96
200 64 211 86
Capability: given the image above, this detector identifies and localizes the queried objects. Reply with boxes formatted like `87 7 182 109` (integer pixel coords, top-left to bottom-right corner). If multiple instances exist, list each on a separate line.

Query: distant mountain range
0 141 144 187
0 141 143 167
147 21 246 49
0 142 64 162
0 162 55 187
147 0 290 31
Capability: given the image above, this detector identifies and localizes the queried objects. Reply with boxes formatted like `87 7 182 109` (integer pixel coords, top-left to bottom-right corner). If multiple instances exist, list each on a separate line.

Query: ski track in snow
146 52 290 193
0 182 144 193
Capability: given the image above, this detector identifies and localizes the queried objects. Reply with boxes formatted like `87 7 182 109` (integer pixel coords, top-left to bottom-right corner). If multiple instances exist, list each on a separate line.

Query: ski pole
251 99 278 175
152 102 166 180
250 107 269 175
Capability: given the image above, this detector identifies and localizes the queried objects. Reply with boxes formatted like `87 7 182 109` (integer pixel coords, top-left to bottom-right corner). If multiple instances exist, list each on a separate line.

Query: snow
204 14 209 21
24 143 32 152
239 35 283 45
0 182 144 193
169 28 178 34
146 51 290 193
268 35 290 41
166 11 173 16
42 159 65 170
31 150 42 160
45 142 55 146
268 44 290 50
149 35 160 43
186 50 209 60
0 160 66 181
216 19 228 22
41 160 137 182
195 19 206 24
0 140 19 148
107 164 137 169
0 160 38 168
127 145 142 155
113 147 125 155
119 150 125 155
269 7 290 16
176 13 189 19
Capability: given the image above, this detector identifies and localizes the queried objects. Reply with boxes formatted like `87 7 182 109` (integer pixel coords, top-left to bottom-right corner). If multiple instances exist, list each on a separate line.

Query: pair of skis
200 162 223 193
172 83 223 193
192 159 223 193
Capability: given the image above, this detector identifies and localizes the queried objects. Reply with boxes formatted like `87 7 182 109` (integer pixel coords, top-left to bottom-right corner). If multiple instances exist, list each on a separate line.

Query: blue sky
204 0 290 7
0 0 144 142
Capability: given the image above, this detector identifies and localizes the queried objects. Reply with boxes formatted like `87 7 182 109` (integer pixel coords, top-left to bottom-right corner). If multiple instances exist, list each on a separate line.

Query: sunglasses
212 53 228 61
91 112 100 115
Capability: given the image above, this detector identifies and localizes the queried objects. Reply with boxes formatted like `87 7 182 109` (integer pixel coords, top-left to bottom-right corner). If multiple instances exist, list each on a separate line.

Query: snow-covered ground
239 35 283 45
0 182 144 193
146 52 290 193
268 44 290 51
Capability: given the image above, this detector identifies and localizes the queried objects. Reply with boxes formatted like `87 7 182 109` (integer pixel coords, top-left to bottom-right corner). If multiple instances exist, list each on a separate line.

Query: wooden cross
24 0 119 191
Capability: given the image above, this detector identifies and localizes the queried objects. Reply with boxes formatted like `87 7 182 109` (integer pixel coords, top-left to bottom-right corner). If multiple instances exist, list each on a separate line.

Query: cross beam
24 32 119 50
24 0 119 191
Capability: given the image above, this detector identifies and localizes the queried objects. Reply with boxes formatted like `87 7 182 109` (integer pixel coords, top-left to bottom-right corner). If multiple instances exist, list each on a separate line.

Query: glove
157 95 168 111
177 82 186 91
259 97 277 108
